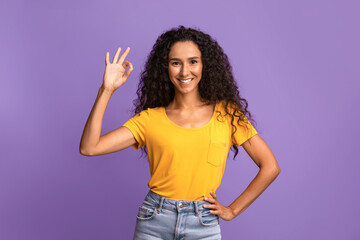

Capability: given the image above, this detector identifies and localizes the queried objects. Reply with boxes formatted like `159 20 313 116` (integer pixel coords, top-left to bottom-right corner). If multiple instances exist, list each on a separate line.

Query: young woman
80 26 280 239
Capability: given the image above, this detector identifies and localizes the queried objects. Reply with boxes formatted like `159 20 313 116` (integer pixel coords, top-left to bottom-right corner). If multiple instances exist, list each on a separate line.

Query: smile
178 78 194 83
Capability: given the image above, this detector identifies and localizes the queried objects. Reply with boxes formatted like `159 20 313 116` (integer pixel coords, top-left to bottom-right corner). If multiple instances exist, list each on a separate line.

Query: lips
178 78 193 83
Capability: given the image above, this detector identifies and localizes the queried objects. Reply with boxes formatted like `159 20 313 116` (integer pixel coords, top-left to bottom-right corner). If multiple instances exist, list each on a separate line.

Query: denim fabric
133 190 221 240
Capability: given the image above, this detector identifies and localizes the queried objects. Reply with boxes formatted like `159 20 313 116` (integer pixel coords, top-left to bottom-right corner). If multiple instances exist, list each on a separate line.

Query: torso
164 103 216 129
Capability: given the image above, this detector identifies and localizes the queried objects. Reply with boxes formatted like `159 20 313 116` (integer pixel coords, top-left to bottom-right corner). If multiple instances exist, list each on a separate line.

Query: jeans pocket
136 200 158 221
198 208 219 226
207 139 227 167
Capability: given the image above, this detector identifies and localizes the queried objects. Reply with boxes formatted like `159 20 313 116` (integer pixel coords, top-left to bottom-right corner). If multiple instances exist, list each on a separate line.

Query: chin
175 85 199 94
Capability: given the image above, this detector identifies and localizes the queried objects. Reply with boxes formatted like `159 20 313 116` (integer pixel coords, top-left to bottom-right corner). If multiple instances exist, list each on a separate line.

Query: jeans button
179 202 183 207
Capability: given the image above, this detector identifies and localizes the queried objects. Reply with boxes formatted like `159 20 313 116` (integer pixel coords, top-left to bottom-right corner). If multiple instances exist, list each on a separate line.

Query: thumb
122 61 134 79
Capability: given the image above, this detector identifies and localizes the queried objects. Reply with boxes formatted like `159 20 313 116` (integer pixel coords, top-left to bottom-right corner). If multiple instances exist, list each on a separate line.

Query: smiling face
168 41 203 95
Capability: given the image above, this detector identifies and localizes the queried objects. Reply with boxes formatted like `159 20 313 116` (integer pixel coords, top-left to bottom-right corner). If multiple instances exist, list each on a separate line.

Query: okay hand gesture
102 47 133 93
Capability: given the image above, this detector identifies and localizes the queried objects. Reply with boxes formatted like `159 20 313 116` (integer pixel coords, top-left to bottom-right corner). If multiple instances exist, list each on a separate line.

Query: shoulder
216 100 248 118
215 100 239 118
131 106 164 119
215 100 252 127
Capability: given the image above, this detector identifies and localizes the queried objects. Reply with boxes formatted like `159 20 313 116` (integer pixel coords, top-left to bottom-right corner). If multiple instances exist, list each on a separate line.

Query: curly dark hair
131 25 257 160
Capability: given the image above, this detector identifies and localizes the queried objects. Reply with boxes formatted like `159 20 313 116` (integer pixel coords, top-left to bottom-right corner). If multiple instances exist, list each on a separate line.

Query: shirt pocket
207 139 227 167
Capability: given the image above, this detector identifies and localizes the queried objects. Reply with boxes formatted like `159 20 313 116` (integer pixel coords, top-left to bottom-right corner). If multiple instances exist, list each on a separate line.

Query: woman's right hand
102 47 133 93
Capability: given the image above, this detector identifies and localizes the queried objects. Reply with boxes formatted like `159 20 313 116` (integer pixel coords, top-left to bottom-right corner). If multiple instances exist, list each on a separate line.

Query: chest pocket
207 139 227 167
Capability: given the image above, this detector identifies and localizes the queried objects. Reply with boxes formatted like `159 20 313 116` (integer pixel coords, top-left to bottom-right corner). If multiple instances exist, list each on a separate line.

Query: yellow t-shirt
122 101 258 201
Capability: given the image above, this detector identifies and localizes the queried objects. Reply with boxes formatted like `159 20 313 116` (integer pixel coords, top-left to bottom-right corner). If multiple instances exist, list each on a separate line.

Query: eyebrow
169 57 200 61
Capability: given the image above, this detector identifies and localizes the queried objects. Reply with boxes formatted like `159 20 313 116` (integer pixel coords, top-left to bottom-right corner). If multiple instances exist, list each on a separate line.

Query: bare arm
79 47 136 156
228 134 281 217
79 86 137 156
203 134 280 221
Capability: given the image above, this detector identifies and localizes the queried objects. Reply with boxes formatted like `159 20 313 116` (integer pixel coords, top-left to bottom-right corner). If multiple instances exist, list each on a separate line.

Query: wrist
99 84 115 95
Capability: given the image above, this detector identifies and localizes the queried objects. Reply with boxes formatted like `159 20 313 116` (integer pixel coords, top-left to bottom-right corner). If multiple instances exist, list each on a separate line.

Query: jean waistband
144 190 210 216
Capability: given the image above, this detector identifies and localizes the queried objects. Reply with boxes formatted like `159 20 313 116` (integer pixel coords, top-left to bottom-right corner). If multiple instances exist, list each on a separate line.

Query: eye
190 60 198 64
171 62 181 66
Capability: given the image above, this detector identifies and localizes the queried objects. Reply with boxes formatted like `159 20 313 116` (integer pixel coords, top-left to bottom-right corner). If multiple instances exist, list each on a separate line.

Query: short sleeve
232 116 258 146
122 109 150 150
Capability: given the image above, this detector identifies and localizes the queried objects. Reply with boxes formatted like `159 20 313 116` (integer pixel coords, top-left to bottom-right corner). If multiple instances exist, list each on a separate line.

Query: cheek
168 68 178 78
195 65 203 76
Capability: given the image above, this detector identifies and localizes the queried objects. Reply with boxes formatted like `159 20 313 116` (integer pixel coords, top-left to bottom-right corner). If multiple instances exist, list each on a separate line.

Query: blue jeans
133 190 221 240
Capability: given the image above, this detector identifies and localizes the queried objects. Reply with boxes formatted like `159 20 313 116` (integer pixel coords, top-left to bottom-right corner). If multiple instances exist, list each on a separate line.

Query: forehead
168 41 201 58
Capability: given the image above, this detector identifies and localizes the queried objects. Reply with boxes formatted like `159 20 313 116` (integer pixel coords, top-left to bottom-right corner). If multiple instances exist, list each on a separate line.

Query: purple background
1 0 359 239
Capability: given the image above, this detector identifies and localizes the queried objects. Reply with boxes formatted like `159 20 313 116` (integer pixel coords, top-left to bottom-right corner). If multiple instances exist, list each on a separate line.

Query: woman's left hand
203 191 236 221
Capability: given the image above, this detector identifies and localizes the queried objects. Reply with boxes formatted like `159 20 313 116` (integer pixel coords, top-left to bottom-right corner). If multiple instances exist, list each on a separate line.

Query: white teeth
179 78 193 83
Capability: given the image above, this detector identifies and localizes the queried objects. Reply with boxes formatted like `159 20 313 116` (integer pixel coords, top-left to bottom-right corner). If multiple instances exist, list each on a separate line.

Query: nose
180 63 190 77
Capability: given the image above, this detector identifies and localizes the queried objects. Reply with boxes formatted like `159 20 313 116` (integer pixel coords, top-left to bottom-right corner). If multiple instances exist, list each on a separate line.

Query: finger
204 197 216 203
210 210 219 215
112 47 121 64
203 204 216 209
105 52 110 65
122 61 134 79
122 60 133 70
123 66 133 80
117 46 130 64
210 191 217 199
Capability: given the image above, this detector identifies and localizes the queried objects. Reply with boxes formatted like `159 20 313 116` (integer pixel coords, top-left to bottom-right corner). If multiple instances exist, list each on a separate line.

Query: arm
79 86 137 156
204 134 280 221
228 134 281 218
79 47 136 156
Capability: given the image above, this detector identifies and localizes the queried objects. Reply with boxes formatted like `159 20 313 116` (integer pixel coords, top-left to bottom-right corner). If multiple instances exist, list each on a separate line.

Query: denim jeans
133 190 221 240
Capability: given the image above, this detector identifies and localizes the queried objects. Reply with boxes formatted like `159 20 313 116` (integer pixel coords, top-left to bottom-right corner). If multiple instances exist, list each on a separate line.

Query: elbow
79 148 89 156
261 163 281 177
272 163 281 177
275 166 281 176
79 145 94 156
266 166 281 181
270 161 281 175
80 149 89 156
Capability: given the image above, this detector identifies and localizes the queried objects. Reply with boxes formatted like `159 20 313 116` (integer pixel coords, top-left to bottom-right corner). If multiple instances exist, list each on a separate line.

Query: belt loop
157 196 165 214
194 201 199 216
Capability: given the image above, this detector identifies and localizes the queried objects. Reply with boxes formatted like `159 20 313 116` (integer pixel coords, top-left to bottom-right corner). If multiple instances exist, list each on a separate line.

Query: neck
169 90 207 109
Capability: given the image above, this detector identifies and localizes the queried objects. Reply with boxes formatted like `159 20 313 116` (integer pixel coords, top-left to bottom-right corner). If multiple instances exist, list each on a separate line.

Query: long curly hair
131 25 256 160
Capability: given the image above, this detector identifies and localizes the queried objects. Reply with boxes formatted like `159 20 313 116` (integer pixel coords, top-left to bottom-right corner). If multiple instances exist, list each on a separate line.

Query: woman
80 26 280 239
